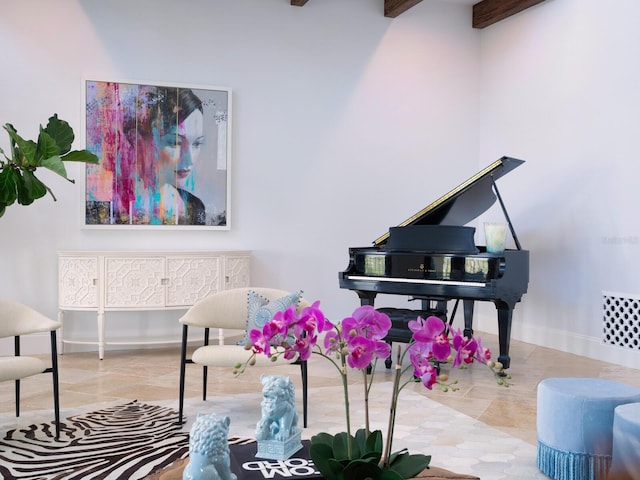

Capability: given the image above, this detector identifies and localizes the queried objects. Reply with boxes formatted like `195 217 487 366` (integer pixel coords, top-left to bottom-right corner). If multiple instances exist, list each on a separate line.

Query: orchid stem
362 368 370 435
382 345 402 469
341 361 352 458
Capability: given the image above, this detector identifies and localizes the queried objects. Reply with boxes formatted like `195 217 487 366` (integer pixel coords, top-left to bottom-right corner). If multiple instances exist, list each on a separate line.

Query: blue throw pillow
237 290 302 346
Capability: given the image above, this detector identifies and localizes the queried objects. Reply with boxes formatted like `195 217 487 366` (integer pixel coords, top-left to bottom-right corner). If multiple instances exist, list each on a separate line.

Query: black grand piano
338 156 529 369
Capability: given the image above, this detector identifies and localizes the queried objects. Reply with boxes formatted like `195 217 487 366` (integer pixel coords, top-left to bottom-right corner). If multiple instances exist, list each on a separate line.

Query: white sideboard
57 250 250 359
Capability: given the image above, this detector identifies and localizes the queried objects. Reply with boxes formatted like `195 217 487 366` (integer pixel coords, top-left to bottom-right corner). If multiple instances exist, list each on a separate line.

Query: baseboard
476 316 640 371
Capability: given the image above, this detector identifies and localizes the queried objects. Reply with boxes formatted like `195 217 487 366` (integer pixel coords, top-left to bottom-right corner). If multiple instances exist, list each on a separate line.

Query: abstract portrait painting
84 80 231 228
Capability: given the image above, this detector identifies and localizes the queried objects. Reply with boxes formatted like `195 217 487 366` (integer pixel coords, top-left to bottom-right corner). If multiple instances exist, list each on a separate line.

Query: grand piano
338 156 529 369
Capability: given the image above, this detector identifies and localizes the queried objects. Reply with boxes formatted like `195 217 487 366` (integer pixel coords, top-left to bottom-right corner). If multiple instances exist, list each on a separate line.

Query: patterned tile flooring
2 333 639 479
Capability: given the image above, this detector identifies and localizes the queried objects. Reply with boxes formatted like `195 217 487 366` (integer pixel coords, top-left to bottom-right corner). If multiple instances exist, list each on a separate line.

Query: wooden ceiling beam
384 0 424 18
291 0 309 6
472 0 547 29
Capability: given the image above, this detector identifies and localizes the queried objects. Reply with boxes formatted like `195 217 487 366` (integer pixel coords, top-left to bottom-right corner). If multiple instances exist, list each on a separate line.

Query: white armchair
177 288 310 427
0 298 61 439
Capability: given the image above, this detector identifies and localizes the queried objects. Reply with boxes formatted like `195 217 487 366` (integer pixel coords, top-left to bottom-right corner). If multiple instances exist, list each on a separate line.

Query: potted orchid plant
237 302 509 480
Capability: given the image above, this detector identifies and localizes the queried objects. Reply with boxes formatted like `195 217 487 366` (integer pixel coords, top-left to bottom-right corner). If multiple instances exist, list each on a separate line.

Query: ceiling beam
473 0 547 29
384 0 424 18
291 0 309 6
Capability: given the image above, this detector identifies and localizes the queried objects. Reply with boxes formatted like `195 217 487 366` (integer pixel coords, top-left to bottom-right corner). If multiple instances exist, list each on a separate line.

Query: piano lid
373 156 524 246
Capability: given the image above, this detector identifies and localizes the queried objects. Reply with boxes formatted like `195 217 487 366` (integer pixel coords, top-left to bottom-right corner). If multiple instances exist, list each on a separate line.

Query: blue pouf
609 402 640 480
536 378 640 480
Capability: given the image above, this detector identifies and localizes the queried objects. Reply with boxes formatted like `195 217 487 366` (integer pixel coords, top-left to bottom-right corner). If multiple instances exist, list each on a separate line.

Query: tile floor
2 332 640 476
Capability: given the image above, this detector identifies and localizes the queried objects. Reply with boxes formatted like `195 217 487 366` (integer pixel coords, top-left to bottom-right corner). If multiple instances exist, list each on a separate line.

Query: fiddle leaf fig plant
0 114 99 218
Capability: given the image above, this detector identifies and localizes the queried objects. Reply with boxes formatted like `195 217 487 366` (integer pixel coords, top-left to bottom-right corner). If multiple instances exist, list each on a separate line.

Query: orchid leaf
309 442 343 480
333 432 360 460
310 432 335 448
364 429 383 456
343 460 387 480
388 452 431 479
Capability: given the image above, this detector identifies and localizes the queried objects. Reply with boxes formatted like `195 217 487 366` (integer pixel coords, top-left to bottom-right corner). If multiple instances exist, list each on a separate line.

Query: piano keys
338 156 529 369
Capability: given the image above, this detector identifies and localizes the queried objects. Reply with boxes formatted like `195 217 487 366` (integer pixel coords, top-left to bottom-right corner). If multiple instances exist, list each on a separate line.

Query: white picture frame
82 78 231 230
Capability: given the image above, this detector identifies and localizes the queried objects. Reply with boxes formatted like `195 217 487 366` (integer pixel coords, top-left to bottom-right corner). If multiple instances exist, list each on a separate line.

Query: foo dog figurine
255 375 302 460
255 374 299 441
183 412 237 480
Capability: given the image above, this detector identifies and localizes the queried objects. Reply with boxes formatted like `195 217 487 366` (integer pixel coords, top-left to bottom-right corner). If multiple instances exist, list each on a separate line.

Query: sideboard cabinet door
58 255 99 309
225 254 251 290
104 256 166 308
166 255 222 307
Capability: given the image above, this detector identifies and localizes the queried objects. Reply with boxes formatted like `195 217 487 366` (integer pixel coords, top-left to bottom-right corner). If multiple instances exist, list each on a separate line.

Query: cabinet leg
98 312 105 360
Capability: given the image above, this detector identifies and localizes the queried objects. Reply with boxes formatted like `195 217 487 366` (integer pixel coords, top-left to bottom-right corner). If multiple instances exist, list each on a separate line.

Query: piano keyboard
345 275 487 288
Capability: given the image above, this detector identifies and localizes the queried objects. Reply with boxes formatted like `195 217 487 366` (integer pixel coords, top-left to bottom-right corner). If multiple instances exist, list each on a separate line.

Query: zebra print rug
0 401 189 480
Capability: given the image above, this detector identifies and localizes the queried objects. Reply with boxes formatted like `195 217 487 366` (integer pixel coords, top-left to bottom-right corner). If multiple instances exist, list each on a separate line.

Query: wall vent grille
603 291 640 350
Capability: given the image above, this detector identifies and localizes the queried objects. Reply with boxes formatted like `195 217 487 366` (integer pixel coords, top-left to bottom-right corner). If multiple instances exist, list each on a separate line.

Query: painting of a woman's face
156 108 205 189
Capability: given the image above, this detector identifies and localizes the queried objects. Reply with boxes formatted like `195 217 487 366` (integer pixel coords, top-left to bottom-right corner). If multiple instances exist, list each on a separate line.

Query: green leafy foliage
0 114 99 217
309 429 431 480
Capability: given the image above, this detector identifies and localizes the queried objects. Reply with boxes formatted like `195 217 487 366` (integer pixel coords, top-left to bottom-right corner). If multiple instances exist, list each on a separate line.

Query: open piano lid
373 156 525 246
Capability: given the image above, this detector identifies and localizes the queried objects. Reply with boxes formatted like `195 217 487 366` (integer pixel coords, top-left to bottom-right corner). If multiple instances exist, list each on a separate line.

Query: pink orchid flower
451 328 478 367
249 328 271 357
348 305 392 340
408 316 451 362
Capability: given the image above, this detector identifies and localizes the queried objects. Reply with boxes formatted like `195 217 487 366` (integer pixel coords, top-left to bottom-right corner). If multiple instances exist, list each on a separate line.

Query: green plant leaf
41 155 69 180
333 432 360 460
61 148 99 164
5 128 37 167
0 167 18 205
3 123 20 161
19 170 48 205
380 470 405 480
311 432 335 448
0 202 6 218
44 114 73 155
37 130 62 165
343 459 406 480
388 452 431 479
309 442 343 480
364 429 383 457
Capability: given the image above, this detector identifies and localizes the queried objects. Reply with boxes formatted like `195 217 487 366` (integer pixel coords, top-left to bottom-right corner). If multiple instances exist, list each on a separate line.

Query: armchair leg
50 331 60 439
178 324 189 425
14 379 20 418
14 336 20 418
202 328 210 401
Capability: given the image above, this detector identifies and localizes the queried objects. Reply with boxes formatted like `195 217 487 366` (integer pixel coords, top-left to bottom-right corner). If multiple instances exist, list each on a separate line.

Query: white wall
3 0 638 371
0 0 479 354
475 0 640 369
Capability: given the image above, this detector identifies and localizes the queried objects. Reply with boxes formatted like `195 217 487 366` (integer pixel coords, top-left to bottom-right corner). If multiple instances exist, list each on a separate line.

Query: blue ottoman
536 378 640 480
609 402 640 480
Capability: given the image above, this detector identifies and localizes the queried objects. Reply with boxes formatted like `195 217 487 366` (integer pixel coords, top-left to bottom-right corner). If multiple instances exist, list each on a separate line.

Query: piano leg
495 303 513 370
356 291 377 306
463 300 474 338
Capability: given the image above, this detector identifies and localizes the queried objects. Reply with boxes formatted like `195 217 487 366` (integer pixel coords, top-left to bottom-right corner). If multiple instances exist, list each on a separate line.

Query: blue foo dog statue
255 374 302 460
183 412 237 480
